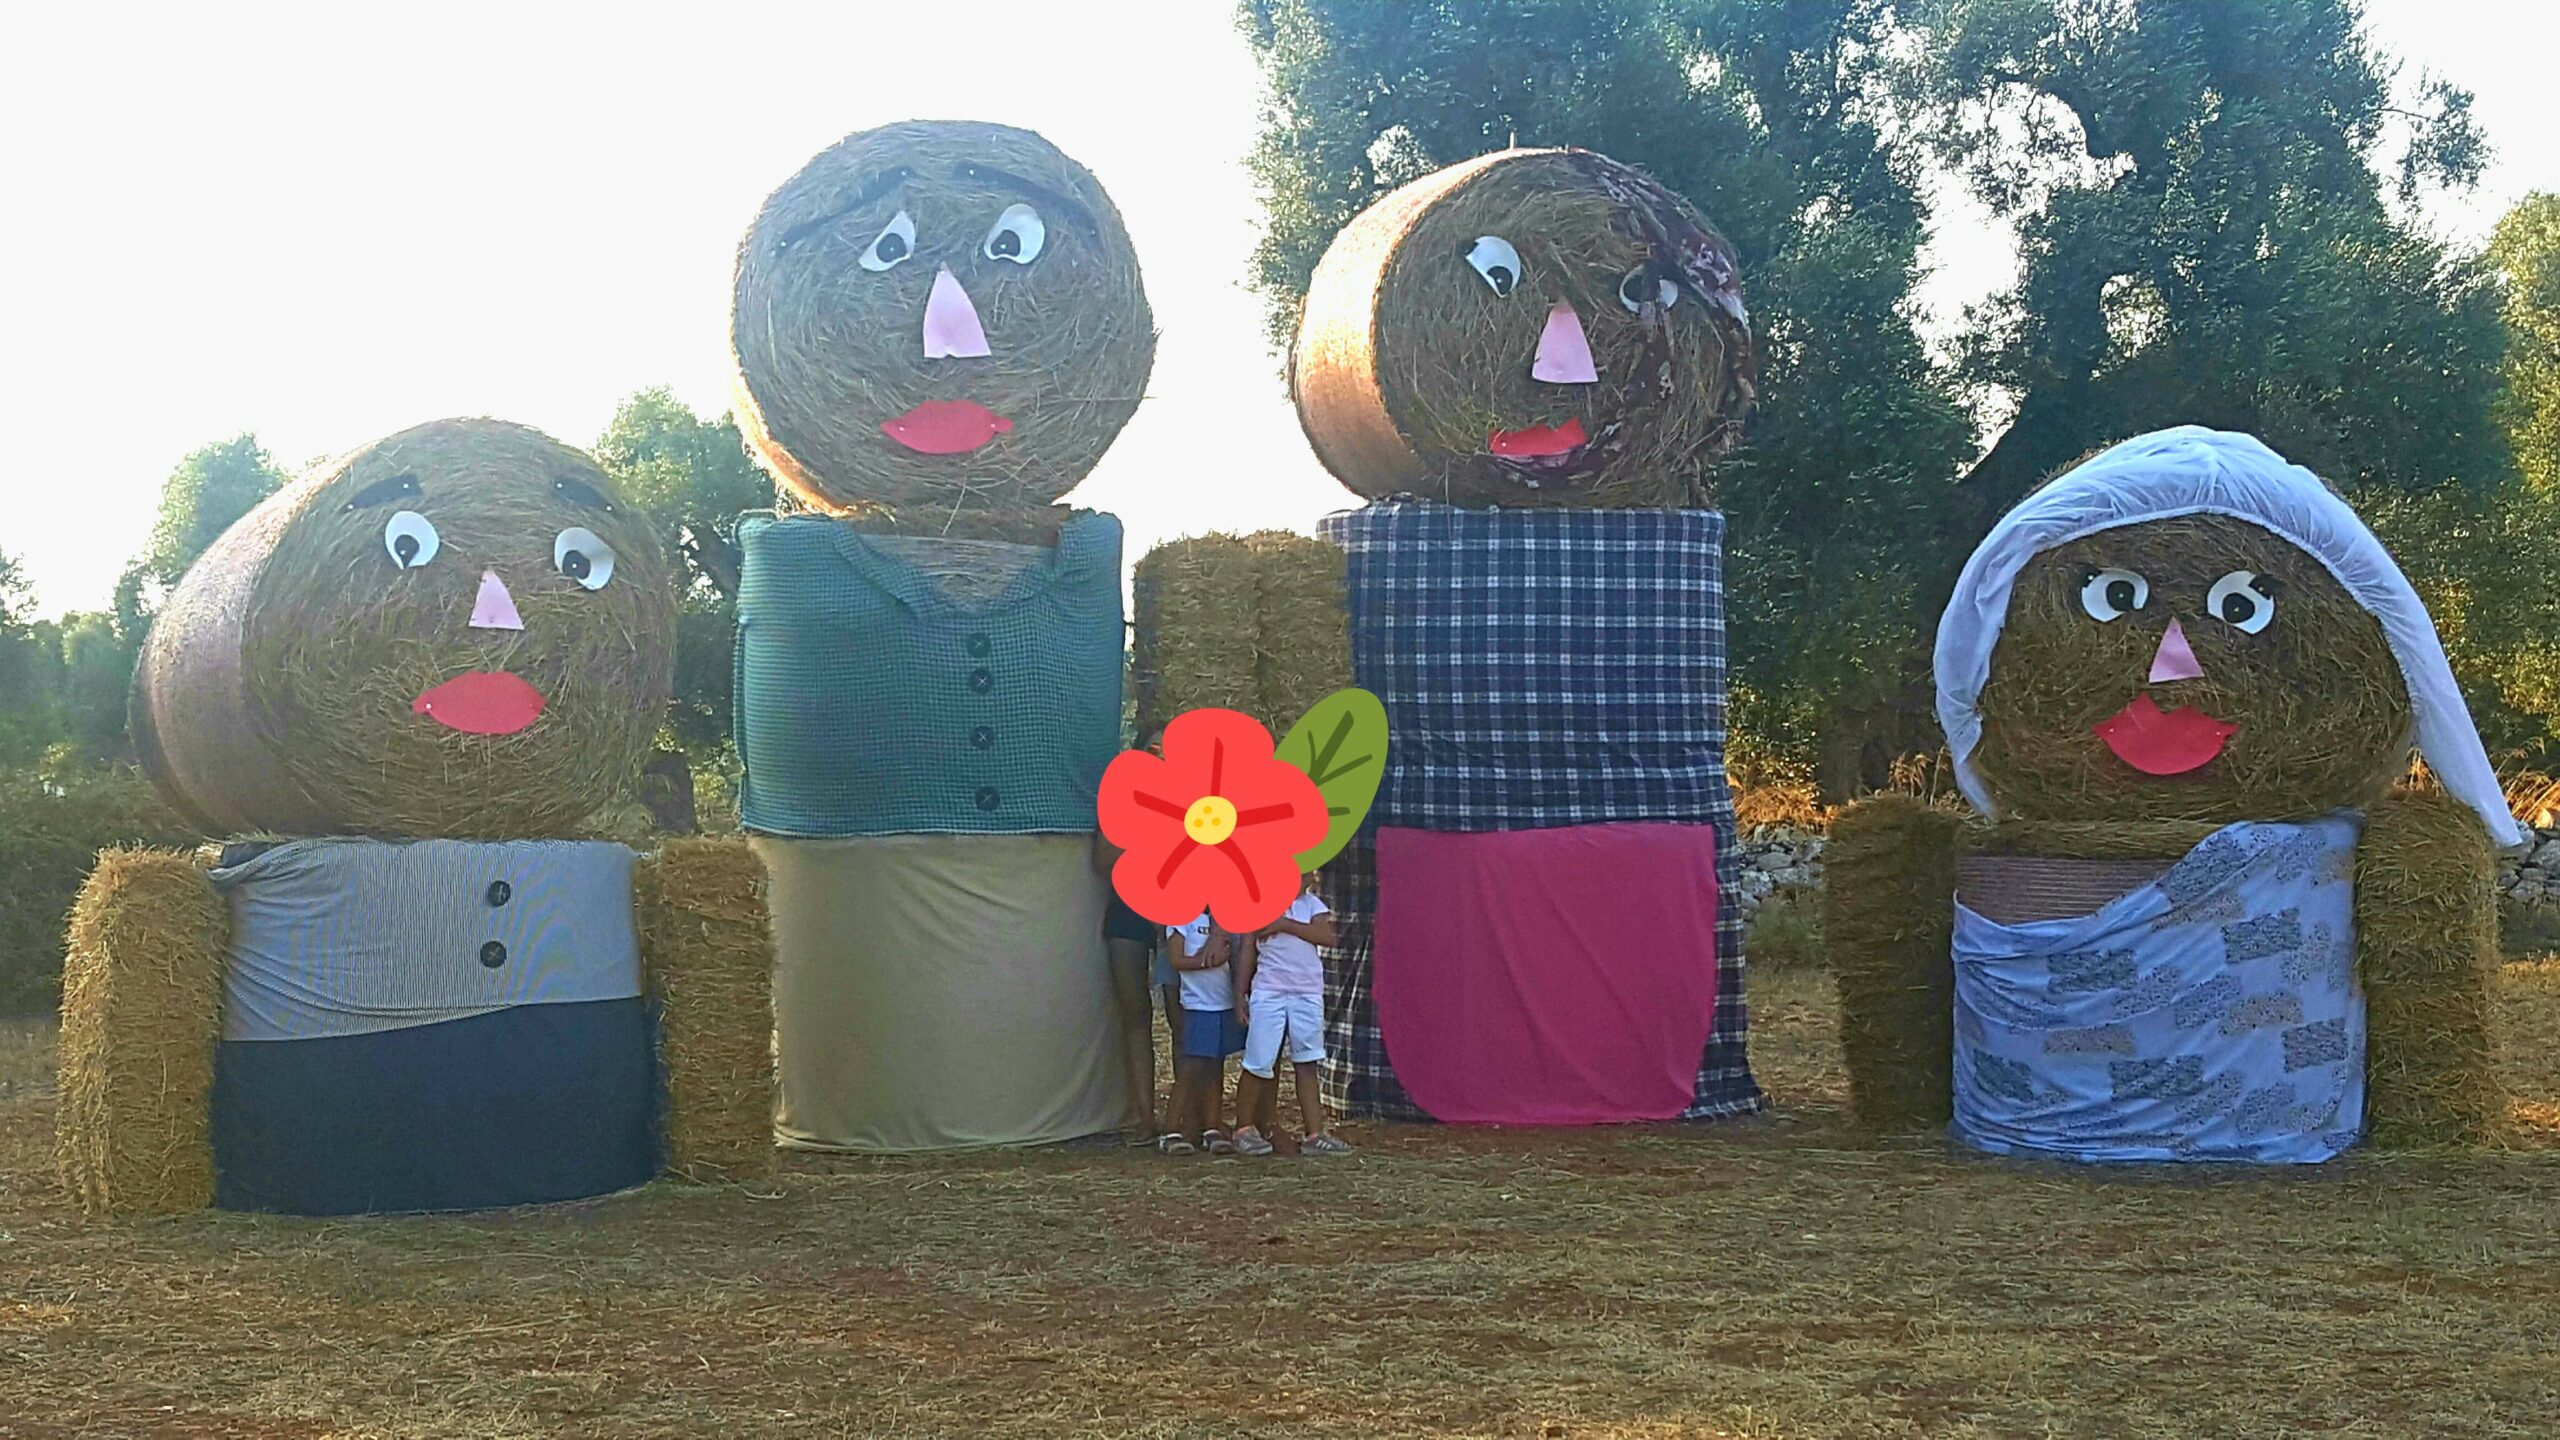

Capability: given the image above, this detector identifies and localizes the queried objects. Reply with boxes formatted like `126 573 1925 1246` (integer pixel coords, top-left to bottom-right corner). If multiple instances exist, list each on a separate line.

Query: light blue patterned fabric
1952 815 2366 1164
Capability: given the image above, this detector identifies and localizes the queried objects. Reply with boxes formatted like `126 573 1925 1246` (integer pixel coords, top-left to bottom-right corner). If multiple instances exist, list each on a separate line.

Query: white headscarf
1934 425 2523 848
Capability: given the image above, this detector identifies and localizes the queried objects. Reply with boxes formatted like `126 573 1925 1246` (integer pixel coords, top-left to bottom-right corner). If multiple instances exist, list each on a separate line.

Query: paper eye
554 527 616 591
983 203 1046 265
2078 567 2149 622
1618 269 1679 313
2207 570 2276 634
860 210 917 272
384 511 440 570
1462 236 1522 297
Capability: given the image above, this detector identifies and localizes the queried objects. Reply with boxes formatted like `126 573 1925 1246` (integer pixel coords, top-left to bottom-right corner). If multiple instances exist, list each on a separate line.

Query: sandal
1202 1128 1237 1156
1156 1133 1195 1155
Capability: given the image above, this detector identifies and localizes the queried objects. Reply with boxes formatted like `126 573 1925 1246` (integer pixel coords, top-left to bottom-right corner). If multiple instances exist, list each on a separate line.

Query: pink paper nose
469 568 524 631
921 265 991 359
1531 301 1599 385
2149 617 2204 683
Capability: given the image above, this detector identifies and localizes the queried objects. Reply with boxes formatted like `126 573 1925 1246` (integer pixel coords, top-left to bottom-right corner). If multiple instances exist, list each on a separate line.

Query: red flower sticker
1099 708 1329 932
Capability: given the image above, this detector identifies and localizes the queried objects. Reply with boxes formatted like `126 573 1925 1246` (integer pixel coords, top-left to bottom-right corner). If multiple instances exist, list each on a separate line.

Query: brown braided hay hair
731 120 1156 534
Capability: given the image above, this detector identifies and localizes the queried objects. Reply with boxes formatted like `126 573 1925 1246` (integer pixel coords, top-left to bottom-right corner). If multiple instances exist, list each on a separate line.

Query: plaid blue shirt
1319 503 1729 828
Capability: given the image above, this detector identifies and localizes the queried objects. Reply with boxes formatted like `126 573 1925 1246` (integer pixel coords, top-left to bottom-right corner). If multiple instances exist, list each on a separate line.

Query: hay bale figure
731 119 1156 535
1265 148 1765 1127
730 121 1153 1152
1293 148 1755 509
62 418 775 1217
1827 426 2519 1158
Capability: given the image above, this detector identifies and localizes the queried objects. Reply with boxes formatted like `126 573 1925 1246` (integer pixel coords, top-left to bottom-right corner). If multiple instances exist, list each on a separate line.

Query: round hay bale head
731 119 1157 526
135 417 678 838
1291 147 1756 509
1973 513 2412 826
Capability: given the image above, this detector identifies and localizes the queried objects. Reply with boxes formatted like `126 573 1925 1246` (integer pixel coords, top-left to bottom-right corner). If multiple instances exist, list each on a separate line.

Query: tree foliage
592 388 773 752
1910 0 2508 517
1239 0 1975 788
137 434 288 587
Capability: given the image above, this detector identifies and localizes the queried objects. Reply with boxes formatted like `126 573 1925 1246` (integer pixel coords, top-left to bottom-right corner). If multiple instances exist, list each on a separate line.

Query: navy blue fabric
1177 1008 1245 1059
1316 502 1762 1121
210 998 660 1216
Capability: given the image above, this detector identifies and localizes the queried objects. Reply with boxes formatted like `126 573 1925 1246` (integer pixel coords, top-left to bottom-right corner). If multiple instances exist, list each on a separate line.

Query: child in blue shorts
1160 912 1244 1154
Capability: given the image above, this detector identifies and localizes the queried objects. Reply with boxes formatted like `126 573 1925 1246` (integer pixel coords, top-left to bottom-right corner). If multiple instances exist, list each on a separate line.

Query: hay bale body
55 849 229 1217
731 120 1156 530
134 418 676 839
1132 531 1350 736
2356 786 2504 1145
1825 794 1962 1129
1293 148 1755 509
639 838 778 1180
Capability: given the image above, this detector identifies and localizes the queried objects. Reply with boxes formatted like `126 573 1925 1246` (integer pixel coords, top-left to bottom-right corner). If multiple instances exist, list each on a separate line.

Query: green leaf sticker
1275 687 1388 871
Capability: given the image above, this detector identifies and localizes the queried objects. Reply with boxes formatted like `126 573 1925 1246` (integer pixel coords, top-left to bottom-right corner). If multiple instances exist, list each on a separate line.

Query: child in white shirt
1232 873 1350 1157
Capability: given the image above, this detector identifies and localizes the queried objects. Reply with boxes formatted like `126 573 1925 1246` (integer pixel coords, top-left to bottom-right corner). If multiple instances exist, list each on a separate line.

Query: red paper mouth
413 671 547 736
1489 417 1588 460
882 400 1015 454
2092 694 2237 776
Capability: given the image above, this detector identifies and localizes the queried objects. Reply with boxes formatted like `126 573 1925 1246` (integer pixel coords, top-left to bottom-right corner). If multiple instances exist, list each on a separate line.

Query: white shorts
1243 991 1327 1078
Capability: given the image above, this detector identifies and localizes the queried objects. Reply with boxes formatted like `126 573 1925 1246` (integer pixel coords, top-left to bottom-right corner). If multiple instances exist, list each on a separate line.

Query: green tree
138 434 288 586
1910 0 2508 518
1239 0 1975 792
593 388 773 751
2369 192 2560 766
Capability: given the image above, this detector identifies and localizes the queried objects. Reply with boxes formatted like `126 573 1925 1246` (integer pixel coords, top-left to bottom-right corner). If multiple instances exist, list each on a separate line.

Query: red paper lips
2092 694 2237 776
413 671 547 736
881 400 1015 455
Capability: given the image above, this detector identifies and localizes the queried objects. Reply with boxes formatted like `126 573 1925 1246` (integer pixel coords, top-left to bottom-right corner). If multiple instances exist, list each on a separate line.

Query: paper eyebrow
551 475 615 513
952 163 1094 231
344 474 422 511
774 165 918 253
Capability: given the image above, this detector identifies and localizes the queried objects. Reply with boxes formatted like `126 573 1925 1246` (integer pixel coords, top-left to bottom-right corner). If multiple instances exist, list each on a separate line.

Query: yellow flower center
1184 794 1239 845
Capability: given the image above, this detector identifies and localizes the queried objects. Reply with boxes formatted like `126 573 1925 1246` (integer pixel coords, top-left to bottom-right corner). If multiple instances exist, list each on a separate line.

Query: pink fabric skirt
1372 823 1721 1125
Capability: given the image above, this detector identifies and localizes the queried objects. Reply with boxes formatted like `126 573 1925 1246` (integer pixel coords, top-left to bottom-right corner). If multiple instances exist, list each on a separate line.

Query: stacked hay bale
1131 530 1350 739
1274 148 1766 1126
1828 427 2516 1160
729 120 1153 1151
59 418 774 1217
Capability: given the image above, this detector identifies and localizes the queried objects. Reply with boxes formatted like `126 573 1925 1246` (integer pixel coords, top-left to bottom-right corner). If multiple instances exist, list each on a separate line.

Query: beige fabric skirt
757 833 1122 1152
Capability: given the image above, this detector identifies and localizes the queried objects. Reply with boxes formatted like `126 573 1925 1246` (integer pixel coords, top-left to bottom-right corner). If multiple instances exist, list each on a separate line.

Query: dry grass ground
1 967 2556 1439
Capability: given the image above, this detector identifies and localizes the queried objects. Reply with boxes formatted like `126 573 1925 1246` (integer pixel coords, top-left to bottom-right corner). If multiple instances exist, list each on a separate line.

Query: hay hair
732 120 1157 524
135 418 677 840
2355 786 2505 1146
1824 794 1962 1129
1293 148 1755 509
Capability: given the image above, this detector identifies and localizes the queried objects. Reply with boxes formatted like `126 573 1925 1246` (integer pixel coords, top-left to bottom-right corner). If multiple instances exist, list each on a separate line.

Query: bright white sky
0 0 2549 618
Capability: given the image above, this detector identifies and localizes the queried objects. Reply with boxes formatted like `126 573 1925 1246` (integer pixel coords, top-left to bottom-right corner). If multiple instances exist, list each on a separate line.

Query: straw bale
54 848 229 1217
1966 817 2222 860
1293 148 1754 509
1132 532 1349 736
1973 515 2411 825
1247 531 1353 727
638 837 777 1181
2355 785 2504 1146
732 120 1156 524
1826 794 1963 1129
135 418 677 839
1133 535 1260 735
